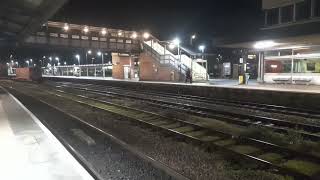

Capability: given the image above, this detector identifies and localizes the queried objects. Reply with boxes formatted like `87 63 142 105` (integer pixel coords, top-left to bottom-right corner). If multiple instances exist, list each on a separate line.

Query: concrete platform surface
0 87 94 180
43 75 320 94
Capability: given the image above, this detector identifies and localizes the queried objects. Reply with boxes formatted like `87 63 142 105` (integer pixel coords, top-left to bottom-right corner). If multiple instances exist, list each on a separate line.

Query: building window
265 60 292 73
294 59 320 73
281 5 294 23
314 0 320 17
296 0 311 20
266 8 279 26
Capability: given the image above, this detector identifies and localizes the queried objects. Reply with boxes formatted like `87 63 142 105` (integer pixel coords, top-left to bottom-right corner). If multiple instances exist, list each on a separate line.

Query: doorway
123 66 130 79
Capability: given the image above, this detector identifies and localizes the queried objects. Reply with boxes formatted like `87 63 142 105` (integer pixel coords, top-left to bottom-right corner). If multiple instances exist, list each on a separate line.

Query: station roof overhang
219 33 320 52
0 0 68 45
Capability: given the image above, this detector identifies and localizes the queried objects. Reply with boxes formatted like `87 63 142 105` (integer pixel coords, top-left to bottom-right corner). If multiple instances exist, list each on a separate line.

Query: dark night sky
53 0 263 46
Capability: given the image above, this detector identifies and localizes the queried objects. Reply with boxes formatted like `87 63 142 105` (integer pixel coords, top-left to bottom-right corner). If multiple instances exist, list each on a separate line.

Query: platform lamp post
75 54 81 77
49 57 53 66
97 51 105 78
75 54 81 65
199 45 207 80
86 50 92 65
190 34 196 46
25 60 29 67
173 38 181 81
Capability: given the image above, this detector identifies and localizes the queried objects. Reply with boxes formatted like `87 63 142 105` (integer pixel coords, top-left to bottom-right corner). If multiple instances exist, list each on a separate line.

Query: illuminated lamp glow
271 65 278 69
83 26 89 33
254 40 277 49
143 32 150 39
101 28 107 35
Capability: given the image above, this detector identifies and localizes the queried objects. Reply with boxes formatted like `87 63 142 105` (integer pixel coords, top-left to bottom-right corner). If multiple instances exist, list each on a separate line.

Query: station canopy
220 33 320 52
0 0 67 43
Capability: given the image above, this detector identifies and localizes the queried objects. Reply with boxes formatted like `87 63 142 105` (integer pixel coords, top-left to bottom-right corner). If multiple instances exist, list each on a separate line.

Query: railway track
5 86 190 180
52 81 320 141
21 84 319 179
53 81 320 119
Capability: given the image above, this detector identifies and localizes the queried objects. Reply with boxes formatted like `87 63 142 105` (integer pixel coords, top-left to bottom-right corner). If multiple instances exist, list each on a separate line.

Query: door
124 66 130 79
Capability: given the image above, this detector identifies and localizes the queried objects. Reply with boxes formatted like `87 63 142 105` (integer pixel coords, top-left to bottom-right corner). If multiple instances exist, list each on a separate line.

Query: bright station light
199 45 205 52
63 23 69 31
101 28 107 35
173 38 180 46
83 26 89 33
143 32 150 39
254 40 277 49
87 50 92 54
131 33 137 39
192 34 196 39
97 51 102 56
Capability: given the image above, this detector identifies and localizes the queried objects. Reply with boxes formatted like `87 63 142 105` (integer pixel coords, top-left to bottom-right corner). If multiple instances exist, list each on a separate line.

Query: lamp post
25 60 29 67
86 50 92 64
98 51 105 77
199 45 207 81
190 34 196 46
173 38 181 81
49 57 52 66
75 54 80 65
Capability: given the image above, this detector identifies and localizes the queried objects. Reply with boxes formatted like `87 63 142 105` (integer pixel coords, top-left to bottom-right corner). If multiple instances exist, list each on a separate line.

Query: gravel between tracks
1 81 292 180
10 88 176 180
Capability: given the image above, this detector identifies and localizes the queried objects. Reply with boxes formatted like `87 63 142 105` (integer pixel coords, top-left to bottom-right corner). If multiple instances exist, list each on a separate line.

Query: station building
17 21 209 82
223 0 320 85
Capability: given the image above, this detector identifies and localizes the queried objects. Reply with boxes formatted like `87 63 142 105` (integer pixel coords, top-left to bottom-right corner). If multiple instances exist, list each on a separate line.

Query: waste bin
239 75 244 85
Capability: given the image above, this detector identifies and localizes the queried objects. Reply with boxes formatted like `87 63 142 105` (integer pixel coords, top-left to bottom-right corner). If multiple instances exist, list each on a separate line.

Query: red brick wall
139 52 182 81
112 53 132 79
16 68 31 80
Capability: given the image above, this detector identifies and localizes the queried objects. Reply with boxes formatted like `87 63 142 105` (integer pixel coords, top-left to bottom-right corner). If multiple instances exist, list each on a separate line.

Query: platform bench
272 77 291 84
293 77 312 85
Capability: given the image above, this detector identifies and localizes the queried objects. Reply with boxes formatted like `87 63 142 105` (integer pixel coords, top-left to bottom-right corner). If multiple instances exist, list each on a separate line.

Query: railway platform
0 87 94 180
43 75 320 110
43 75 320 94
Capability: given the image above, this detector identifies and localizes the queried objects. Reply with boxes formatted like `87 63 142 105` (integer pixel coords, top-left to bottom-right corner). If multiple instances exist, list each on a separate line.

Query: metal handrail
143 43 188 75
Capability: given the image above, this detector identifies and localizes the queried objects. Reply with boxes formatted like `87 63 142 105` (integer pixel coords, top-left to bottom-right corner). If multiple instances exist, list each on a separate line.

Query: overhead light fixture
131 32 137 39
63 23 69 31
143 32 150 39
118 31 122 36
101 28 107 35
173 38 181 46
254 40 277 49
83 26 89 33
199 45 205 52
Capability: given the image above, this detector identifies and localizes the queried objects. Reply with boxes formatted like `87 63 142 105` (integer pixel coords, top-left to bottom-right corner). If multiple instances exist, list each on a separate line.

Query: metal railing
143 42 188 75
